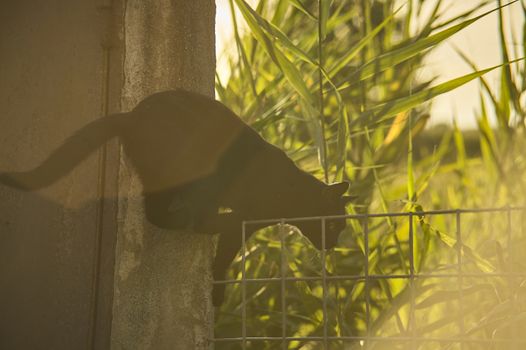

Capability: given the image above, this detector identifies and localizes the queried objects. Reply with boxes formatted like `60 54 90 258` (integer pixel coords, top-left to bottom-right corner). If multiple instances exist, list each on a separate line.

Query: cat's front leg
194 210 245 306
198 212 243 306
203 213 272 306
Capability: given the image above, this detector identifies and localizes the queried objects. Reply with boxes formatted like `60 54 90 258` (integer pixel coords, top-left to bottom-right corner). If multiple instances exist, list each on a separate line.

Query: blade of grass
319 0 332 40
417 0 443 37
476 93 505 181
286 0 316 20
317 0 329 182
270 0 289 25
454 46 500 114
407 113 415 204
497 0 521 116
234 0 314 104
229 0 259 100
328 5 403 77
236 0 317 66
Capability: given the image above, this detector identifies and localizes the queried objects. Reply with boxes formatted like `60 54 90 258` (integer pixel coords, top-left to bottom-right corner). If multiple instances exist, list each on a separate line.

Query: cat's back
121 90 254 190
130 89 244 134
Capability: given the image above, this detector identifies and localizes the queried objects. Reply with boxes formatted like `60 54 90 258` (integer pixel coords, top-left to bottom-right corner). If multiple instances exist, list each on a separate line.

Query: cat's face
291 182 350 250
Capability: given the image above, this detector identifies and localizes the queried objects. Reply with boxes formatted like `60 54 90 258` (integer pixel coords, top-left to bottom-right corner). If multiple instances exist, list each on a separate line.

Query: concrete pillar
110 1 216 349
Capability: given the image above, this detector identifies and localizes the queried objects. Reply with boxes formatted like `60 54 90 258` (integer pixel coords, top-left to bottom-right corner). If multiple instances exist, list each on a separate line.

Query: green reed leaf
353 58 525 129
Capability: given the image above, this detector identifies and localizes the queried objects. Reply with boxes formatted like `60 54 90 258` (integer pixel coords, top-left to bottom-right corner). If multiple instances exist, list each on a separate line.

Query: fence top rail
211 335 526 343
242 206 525 226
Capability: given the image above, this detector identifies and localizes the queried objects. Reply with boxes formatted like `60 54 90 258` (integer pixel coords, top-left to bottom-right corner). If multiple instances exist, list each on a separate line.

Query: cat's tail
0 112 129 190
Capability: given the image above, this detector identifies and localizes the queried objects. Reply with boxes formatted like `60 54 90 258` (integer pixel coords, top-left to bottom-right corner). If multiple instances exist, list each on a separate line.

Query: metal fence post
321 218 329 349
456 210 465 350
364 216 371 350
241 221 247 350
409 212 416 350
280 220 287 350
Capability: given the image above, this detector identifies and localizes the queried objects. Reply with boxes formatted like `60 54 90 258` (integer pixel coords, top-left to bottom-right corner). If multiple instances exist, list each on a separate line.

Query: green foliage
214 0 526 348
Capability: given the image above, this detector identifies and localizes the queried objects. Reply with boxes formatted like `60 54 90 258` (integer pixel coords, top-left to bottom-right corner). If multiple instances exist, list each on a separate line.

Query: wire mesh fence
212 207 526 349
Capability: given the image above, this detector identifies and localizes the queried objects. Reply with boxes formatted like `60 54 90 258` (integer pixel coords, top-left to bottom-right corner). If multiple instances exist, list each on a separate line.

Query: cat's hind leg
144 190 195 230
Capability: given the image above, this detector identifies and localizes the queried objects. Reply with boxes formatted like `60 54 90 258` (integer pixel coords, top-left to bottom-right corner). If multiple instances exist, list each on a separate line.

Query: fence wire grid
212 207 526 350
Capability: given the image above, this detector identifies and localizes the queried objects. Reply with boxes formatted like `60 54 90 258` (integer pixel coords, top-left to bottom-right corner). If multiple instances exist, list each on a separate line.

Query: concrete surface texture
110 0 216 349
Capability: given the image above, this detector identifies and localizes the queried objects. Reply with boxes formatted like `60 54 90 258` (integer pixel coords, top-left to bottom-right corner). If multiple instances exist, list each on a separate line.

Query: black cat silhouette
0 89 351 305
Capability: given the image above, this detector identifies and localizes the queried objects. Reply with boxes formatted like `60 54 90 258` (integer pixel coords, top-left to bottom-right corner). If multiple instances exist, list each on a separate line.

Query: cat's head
292 181 351 250
261 180 351 250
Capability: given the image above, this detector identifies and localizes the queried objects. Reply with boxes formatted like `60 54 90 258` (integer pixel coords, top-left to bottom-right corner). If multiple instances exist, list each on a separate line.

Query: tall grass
214 0 526 348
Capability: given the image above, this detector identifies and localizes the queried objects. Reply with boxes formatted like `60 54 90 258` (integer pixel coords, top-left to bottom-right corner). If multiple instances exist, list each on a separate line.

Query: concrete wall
0 1 122 349
110 1 216 349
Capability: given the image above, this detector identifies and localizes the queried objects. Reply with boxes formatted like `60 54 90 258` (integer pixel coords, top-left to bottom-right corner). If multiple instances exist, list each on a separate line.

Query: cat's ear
330 182 349 196
323 182 349 198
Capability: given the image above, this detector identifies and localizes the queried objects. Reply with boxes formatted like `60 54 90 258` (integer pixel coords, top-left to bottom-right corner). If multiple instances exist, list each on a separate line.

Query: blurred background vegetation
213 0 526 348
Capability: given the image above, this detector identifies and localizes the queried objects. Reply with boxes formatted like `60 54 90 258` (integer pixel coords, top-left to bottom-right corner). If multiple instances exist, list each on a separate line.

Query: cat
0 89 351 306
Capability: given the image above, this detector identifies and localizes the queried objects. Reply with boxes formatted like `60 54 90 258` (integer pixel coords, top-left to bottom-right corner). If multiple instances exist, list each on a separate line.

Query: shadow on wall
0 189 111 349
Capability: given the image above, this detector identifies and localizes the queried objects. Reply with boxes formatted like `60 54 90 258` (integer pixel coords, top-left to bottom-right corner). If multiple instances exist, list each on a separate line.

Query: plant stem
318 0 329 183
